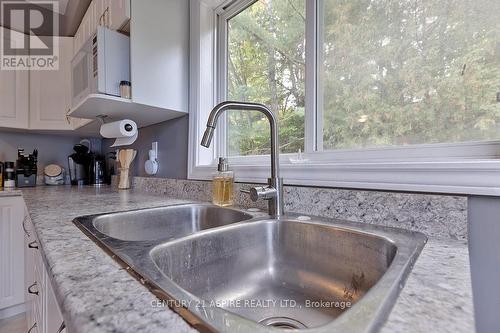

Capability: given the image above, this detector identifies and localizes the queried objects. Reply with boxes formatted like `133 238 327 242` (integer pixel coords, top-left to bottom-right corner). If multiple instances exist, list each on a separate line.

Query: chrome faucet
200 101 284 217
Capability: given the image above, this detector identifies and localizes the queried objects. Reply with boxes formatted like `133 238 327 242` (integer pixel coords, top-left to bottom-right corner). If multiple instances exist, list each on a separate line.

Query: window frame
188 0 500 195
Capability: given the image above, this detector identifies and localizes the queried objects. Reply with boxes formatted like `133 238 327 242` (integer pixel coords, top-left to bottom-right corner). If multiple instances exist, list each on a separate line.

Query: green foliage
322 0 500 149
227 0 305 155
227 0 500 155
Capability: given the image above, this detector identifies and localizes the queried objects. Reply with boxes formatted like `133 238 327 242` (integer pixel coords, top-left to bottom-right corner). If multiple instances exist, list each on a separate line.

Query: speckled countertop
19 186 474 333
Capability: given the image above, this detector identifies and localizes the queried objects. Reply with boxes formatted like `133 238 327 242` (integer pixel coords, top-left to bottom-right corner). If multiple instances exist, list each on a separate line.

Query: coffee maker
16 149 38 187
68 143 108 186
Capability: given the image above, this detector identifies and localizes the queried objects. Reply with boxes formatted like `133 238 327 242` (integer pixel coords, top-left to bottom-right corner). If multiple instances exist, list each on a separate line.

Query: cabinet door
73 23 84 56
0 29 29 129
33 254 44 333
0 197 25 310
86 0 97 35
82 7 93 43
45 269 65 333
25 234 36 331
29 37 73 130
24 215 66 333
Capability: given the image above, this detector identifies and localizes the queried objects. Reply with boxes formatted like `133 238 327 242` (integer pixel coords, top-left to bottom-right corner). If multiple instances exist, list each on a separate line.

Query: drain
259 317 307 330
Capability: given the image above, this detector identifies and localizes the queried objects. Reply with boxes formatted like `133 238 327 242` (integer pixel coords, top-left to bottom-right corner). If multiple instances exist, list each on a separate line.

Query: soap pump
212 157 234 206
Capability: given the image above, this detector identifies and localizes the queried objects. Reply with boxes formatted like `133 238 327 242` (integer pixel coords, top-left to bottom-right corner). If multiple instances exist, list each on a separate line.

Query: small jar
119 80 131 99
4 161 15 188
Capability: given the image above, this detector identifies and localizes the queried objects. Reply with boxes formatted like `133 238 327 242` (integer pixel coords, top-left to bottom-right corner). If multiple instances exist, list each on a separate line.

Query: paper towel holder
100 119 139 147
96 115 109 124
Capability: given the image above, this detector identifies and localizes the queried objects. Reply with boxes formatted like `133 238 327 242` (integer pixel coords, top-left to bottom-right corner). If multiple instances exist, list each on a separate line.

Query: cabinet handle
28 282 39 296
28 322 37 333
22 216 30 236
57 322 66 333
28 241 38 249
104 7 110 27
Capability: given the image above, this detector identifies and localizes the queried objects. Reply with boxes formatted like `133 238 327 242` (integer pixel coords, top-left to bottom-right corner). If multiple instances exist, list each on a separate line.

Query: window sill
188 159 500 196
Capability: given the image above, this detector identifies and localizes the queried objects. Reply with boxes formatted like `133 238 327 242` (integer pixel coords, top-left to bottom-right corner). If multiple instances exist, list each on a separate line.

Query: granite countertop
19 186 474 333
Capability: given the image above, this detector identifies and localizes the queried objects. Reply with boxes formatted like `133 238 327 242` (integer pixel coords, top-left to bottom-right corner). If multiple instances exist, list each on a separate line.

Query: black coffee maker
68 144 108 186
68 144 91 185
16 149 38 187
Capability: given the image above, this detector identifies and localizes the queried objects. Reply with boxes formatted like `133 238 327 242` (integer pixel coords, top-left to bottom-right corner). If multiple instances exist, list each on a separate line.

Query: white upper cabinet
0 28 87 132
0 29 29 129
0 0 188 132
69 0 189 128
0 67 29 129
74 0 131 54
29 37 74 130
130 0 189 113
73 0 95 54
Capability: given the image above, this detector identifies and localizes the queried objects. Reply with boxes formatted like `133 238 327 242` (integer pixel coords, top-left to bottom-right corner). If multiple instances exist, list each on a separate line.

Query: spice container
119 80 131 99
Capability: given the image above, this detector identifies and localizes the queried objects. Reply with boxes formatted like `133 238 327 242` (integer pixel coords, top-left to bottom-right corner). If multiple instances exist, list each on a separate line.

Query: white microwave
71 26 130 107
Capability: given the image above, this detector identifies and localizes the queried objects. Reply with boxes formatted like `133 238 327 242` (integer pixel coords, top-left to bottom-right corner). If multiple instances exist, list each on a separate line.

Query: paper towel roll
100 119 139 147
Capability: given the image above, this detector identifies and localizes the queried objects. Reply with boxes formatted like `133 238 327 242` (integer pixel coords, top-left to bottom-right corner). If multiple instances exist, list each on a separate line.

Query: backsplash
102 116 188 179
128 176 467 241
0 131 102 184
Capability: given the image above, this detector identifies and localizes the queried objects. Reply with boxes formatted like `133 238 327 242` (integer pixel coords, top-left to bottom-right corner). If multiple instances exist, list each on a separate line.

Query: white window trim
188 0 500 196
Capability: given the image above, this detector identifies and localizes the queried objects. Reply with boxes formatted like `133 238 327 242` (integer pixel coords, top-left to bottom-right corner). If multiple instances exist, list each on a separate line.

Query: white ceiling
0 0 91 36
30 0 70 15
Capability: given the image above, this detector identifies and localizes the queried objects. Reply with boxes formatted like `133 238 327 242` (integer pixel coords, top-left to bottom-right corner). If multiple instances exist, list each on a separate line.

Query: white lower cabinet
24 208 66 333
0 197 25 313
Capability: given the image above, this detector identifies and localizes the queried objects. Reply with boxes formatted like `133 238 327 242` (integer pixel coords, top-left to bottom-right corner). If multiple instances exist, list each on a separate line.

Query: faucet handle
240 188 251 194
241 186 277 202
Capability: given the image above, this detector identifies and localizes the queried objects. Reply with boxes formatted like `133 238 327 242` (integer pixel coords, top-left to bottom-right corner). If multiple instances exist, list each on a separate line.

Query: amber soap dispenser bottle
212 157 234 206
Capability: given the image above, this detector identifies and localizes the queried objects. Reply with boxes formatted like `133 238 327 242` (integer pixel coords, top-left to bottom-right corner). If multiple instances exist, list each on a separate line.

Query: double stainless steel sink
74 203 426 333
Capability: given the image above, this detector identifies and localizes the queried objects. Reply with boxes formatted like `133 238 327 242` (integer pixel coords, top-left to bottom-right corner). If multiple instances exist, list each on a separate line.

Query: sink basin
73 204 426 333
151 219 397 329
91 204 253 241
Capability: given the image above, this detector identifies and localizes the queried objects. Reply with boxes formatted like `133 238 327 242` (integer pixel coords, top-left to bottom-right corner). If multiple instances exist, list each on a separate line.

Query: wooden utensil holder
118 168 131 189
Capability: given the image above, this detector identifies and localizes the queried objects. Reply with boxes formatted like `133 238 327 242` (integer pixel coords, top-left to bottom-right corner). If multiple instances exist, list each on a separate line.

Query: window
225 0 306 156
189 0 500 194
320 0 500 150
